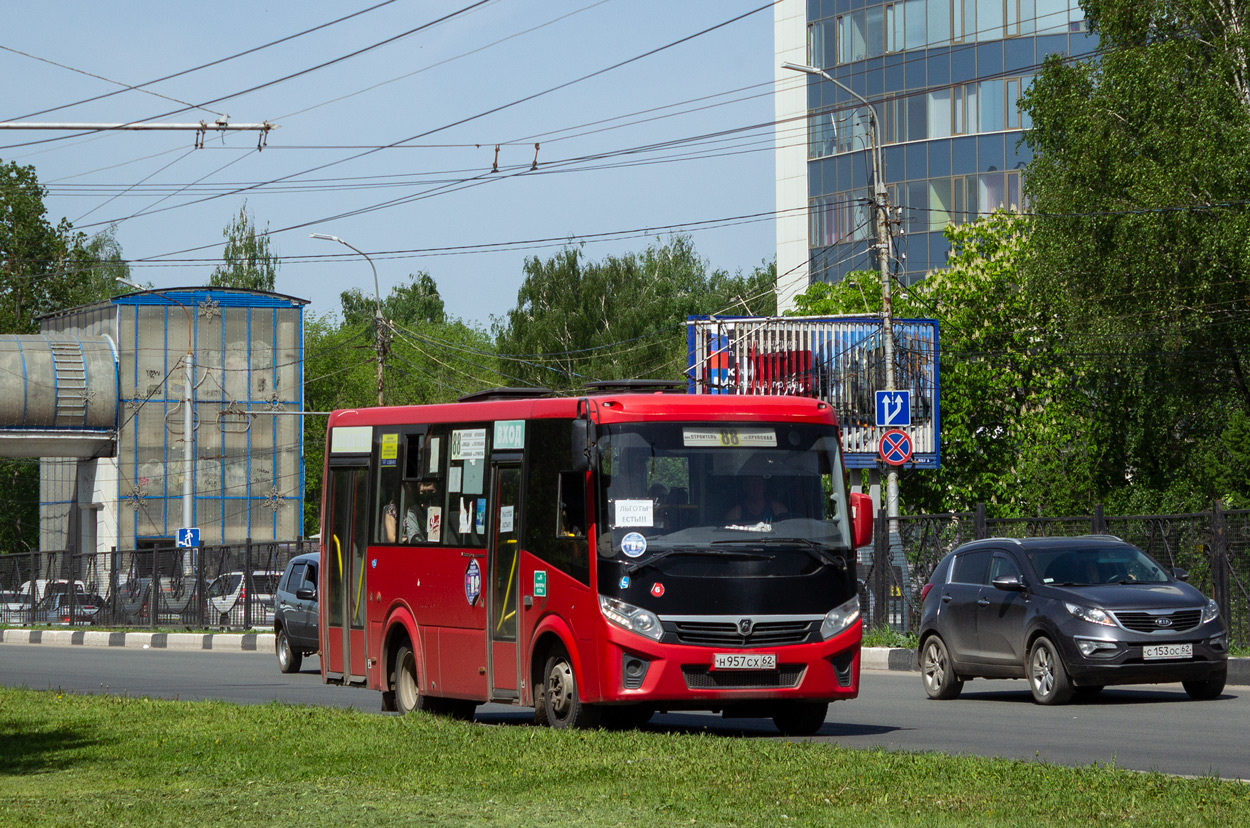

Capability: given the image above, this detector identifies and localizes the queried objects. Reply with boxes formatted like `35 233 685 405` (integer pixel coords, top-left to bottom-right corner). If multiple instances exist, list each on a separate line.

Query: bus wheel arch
533 635 600 730
382 615 420 713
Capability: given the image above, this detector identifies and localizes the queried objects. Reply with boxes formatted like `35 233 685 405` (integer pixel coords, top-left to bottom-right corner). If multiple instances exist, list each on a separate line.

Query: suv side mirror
1171 567 1189 582
992 574 1026 592
295 587 316 601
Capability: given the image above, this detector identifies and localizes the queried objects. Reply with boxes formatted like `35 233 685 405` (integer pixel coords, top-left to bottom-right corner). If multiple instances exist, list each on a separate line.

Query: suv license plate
1143 643 1192 660
713 653 776 670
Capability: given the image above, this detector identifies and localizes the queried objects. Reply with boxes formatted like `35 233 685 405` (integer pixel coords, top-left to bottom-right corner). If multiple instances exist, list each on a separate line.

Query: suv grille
681 665 804 689
667 619 817 647
1112 609 1203 633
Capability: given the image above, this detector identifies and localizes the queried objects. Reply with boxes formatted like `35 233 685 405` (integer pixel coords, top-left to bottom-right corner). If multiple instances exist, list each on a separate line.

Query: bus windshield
595 421 852 560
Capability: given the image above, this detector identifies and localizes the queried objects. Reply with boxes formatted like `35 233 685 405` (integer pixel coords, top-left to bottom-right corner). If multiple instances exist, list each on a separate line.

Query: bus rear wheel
537 647 600 730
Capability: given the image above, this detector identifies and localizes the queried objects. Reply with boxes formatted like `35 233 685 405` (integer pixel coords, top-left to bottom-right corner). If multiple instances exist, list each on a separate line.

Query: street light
116 278 194 534
781 61 900 530
310 233 386 406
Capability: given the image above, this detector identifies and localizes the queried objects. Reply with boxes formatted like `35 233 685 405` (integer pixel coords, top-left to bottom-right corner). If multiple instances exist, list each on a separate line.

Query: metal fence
858 503 1250 648
0 539 315 630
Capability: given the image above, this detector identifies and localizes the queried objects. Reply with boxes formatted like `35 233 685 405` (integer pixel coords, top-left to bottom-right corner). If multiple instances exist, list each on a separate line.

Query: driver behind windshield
725 475 787 524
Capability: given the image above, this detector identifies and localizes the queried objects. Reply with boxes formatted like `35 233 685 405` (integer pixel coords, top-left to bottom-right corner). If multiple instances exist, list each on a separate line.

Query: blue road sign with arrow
875 390 911 427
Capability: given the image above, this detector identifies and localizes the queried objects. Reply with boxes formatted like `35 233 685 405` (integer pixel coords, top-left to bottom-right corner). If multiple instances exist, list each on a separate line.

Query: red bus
319 384 873 733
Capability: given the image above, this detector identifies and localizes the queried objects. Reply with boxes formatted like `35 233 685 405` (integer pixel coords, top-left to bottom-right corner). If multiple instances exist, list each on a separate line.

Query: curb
0 628 274 653
863 646 1250 686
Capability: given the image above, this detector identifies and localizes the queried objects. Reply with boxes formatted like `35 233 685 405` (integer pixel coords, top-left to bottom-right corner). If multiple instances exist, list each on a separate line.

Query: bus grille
667 620 817 647
681 665 804 690
1112 609 1202 633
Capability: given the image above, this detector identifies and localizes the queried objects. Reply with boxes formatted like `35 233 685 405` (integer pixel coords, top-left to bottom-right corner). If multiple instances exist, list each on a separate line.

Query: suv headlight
1065 602 1116 627
820 595 861 640
599 595 663 641
1202 598 1220 624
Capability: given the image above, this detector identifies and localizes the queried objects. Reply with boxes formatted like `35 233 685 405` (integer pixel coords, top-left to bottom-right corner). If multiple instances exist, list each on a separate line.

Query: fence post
244 537 253 629
974 503 987 540
1211 500 1231 625
1093 504 1107 535
196 543 206 629
872 509 890 631
109 547 119 625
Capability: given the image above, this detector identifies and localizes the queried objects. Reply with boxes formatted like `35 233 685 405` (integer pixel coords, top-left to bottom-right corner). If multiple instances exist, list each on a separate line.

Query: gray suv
918 536 1228 704
273 552 319 673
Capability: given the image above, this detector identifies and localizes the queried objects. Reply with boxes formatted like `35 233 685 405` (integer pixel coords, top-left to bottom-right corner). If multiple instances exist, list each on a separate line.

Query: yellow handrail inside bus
496 540 518 633
354 544 366 623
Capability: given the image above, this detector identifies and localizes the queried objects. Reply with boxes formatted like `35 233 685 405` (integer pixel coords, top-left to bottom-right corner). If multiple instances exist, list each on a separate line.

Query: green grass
1 688 1247 827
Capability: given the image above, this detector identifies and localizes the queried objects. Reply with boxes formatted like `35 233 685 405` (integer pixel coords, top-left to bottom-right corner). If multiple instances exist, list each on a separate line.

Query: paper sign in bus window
426 506 442 543
615 499 654 527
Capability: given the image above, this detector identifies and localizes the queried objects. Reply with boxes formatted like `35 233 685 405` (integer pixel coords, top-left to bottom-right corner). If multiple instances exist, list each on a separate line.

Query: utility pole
782 62 899 528
310 233 386 406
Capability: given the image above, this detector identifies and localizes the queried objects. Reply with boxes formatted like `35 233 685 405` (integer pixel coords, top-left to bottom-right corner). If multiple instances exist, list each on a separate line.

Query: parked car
34 592 99 626
1 589 33 624
207 570 281 627
917 536 1229 705
273 552 319 673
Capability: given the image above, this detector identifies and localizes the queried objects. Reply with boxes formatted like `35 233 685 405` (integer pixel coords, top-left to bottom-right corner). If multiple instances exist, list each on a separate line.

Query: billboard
686 316 940 468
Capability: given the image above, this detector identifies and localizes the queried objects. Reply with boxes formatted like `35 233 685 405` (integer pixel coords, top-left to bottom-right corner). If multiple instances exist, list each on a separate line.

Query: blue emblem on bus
619 576 631 589
621 532 647 558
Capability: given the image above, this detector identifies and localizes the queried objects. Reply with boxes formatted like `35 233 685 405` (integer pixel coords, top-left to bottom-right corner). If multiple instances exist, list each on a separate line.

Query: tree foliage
1022 0 1250 511
208 202 278 291
494 236 776 392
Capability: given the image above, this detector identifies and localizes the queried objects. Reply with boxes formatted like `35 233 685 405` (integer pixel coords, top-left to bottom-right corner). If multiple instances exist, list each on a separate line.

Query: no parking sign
878 429 913 466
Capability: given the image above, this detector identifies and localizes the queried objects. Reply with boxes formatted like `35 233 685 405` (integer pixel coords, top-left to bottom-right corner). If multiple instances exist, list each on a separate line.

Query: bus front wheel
392 645 427 715
537 647 600 730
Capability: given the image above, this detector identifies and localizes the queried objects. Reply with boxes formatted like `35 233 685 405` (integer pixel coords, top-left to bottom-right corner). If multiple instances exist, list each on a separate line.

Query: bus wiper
714 536 847 571
624 546 767 575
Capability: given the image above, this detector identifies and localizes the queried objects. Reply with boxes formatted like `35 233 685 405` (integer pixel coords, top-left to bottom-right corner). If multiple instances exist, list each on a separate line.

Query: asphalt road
2 643 1245 780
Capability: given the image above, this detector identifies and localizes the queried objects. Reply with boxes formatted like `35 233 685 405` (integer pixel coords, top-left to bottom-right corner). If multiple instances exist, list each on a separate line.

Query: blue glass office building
774 0 1097 307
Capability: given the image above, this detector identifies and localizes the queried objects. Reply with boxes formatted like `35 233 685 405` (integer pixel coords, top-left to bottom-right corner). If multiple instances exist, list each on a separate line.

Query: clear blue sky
1 0 779 328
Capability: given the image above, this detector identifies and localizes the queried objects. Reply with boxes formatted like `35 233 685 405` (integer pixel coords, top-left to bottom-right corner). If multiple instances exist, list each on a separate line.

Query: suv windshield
1026 545 1172 586
595 421 852 561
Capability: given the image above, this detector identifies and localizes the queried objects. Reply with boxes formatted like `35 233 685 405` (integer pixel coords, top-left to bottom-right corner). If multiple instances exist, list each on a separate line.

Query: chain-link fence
0 539 315 630
858 503 1249 648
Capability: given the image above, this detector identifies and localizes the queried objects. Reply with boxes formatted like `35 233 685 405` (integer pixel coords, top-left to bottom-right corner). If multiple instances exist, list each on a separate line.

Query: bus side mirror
850 492 873 549
570 419 597 472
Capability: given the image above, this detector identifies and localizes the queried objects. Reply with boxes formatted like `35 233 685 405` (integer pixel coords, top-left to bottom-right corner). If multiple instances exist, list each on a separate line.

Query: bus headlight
599 595 663 641
820 595 861 640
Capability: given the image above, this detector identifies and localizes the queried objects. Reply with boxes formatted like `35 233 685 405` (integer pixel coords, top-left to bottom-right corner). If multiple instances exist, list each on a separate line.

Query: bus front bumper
593 622 861 707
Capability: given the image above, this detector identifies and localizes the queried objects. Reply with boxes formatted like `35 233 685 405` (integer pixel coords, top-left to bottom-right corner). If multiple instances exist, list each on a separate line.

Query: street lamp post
782 61 900 529
310 233 386 406
116 279 194 533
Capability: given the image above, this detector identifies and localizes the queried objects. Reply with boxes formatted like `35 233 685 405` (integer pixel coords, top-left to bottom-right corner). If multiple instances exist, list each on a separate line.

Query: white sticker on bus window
428 437 441 474
615 499 654 527
459 498 471 533
500 505 515 533
330 426 372 454
426 507 442 542
462 459 484 495
448 466 462 493
682 427 777 447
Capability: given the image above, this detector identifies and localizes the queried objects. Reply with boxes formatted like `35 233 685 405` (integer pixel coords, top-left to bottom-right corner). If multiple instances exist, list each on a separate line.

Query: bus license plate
1143 643 1192 660
713 653 776 670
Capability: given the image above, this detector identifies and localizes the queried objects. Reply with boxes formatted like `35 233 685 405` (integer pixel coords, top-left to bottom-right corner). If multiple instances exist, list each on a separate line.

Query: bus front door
488 462 522 699
325 466 369 685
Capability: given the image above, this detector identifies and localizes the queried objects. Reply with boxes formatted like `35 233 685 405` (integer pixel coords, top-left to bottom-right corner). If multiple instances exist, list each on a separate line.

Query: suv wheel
1028 637 1074 705
1183 670 1226 700
276 629 302 674
920 635 963 700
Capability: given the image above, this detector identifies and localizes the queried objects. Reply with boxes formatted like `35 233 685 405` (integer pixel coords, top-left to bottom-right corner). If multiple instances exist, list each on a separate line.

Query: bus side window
375 431 402 544
558 472 586 537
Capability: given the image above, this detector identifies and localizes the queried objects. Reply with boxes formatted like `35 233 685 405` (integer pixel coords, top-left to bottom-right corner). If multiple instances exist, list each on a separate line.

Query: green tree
789 212 1091 515
494 236 775 391
1022 0 1250 511
209 202 278 291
